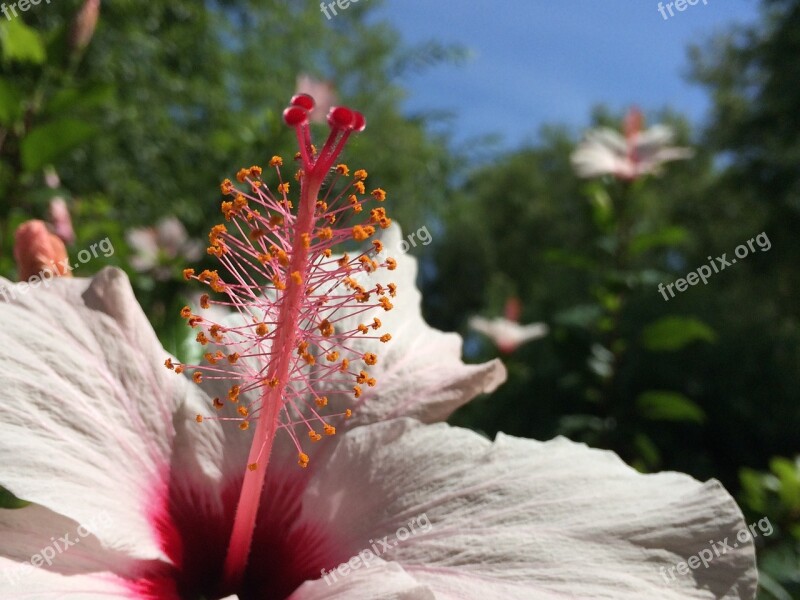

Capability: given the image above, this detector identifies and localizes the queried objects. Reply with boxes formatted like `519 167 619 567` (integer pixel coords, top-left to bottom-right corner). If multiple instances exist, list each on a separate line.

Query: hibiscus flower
469 298 548 354
571 107 694 180
0 96 756 599
126 216 203 281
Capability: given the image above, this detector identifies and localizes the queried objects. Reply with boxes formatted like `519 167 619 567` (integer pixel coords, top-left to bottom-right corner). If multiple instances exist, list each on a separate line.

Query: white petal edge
289 559 434 600
300 418 757 600
320 224 506 425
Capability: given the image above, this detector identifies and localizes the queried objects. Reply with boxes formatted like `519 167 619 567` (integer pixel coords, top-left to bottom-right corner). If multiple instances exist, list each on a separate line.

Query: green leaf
20 118 98 172
633 433 662 470
637 390 706 423
0 18 46 65
630 226 690 256
641 316 717 351
0 77 23 125
739 467 768 513
44 84 115 116
0 485 29 509
769 457 800 511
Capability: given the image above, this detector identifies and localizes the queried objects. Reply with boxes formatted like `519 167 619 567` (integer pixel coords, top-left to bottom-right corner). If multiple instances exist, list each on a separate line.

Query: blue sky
373 0 760 149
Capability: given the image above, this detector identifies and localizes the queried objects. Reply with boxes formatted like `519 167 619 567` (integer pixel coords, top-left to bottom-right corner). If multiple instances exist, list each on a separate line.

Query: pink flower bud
49 197 76 245
13 220 72 282
70 0 100 51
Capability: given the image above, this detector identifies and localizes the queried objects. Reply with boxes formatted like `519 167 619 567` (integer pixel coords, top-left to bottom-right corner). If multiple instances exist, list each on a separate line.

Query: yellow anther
380 297 394 311
371 188 386 201
248 462 258 471
301 233 311 249
220 179 234 195
228 385 240 403
340 358 350 372
196 415 204 423
345 409 353 418
164 358 175 370
372 240 383 253
354 181 366 194
386 258 397 270
183 268 195 280
319 319 334 337
298 453 309 468
278 182 290 195
372 318 382 329
196 332 209 346
193 372 203 384
336 164 350 175
352 225 371 241
348 194 363 213
200 294 210 309
213 397 225 410
354 169 368 181
388 283 397 297
315 396 328 407
180 306 192 319
239 421 250 431
353 386 362 398
363 353 378 366
323 424 336 436
237 406 249 417
236 168 249 183
227 353 240 364
309 430 322 442
318 227 333 241
326 351 339 362
291 271 303 286
269 156 283 167
380 334 392 343
249 165 262 178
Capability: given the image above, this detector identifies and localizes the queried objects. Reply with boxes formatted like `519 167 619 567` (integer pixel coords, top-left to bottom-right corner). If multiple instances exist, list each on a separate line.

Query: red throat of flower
623 106 643 168
167 94 396 593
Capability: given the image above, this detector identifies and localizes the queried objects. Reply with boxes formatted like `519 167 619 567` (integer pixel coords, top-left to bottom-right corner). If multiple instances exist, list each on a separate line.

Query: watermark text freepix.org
0 237 115 303
658 0 708 21
658 232 770 301
3 511 112 586
320 0 367 20
1 0 51 21
320 513 432 585
661 516 772 584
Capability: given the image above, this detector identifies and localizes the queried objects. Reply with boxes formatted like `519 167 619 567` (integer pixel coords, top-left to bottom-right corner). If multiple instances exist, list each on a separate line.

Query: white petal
321 225 506 425
0 268 209 559
289 560 434 600
0 503 144 598
302 419 757 599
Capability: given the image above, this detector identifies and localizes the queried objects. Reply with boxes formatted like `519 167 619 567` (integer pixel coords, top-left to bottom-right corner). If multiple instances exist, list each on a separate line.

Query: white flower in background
470 298 548 354
126 216 203 280
571 107 694 180
295 74 336 124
